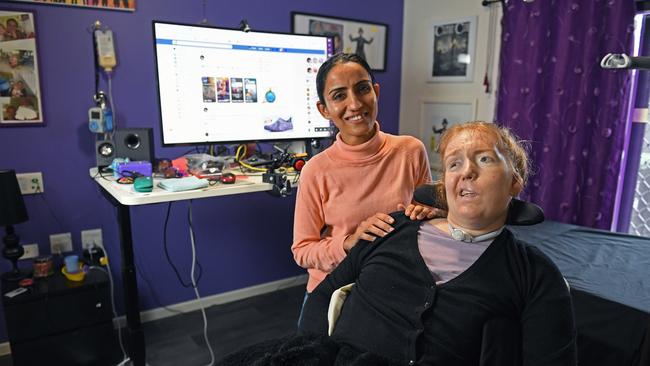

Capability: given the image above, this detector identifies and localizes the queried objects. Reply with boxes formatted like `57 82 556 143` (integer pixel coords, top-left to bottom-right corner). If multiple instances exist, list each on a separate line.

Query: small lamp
0 169 29 281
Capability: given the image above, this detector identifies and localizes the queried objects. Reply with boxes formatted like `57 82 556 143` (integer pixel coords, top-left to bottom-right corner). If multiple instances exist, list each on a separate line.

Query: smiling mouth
345 112 368 122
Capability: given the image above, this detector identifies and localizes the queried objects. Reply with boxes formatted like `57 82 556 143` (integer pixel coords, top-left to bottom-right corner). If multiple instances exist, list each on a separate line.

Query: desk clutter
102 148 308 195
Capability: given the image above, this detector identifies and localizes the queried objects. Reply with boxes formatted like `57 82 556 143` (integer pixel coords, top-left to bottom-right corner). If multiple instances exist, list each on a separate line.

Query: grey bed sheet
508 220 650 313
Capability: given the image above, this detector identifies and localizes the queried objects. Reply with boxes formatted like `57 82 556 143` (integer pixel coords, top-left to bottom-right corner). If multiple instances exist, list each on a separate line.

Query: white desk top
89 168 275 206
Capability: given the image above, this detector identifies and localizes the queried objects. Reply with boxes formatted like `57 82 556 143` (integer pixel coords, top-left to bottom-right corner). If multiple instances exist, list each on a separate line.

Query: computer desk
89 168 275 366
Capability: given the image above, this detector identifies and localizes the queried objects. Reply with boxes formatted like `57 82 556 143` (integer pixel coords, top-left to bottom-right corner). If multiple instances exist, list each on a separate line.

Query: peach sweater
292 123 432 292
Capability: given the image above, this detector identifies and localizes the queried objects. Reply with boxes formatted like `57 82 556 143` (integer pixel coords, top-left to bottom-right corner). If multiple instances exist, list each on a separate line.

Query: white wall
399 0 502 172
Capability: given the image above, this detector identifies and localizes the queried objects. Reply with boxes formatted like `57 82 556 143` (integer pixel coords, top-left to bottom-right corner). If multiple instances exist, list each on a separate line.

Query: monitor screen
153 21 335 146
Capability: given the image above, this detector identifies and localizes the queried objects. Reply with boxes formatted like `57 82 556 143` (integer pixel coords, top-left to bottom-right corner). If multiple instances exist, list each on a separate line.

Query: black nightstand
2 267 120 366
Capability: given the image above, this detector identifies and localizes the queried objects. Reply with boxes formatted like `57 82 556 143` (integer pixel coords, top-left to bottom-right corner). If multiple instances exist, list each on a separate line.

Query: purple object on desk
116 161 152 178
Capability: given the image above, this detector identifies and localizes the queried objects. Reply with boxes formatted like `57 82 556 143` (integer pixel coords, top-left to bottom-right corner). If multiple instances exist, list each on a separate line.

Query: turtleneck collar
329 121 387 162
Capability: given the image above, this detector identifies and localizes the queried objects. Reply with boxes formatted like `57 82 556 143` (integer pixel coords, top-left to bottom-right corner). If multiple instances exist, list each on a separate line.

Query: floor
0 284 305 366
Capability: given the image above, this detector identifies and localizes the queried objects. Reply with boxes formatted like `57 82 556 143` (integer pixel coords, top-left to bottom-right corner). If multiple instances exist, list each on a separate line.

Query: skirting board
115 274 308 327
0 274 307 357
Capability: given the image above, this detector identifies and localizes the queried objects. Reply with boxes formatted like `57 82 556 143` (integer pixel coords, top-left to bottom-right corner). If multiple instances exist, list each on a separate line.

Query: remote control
4 287 27 298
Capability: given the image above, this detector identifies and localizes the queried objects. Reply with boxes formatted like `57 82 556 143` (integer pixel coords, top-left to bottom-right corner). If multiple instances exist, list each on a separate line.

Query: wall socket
81 228 103 249
20 243 39 260
50 233 73 254
16 172 44 194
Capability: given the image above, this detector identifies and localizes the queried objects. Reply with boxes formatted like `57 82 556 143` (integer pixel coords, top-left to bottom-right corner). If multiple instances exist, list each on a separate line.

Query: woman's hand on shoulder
343 213 395 252
398 203 447 221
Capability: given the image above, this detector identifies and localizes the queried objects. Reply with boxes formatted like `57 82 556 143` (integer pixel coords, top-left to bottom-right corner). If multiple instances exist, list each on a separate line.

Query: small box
115 160 152 178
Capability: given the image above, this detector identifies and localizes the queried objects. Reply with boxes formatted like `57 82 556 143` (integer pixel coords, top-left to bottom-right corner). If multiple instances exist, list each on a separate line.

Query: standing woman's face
316 62 380 146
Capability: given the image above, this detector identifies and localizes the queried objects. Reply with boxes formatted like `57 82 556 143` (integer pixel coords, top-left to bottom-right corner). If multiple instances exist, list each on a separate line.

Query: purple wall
0 1 404 343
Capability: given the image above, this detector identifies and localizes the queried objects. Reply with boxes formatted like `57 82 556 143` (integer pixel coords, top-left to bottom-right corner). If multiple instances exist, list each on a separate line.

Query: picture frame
419 98 477 172
5 0 136 12
292 12 388 71
0 9 44 126
428 16 477 83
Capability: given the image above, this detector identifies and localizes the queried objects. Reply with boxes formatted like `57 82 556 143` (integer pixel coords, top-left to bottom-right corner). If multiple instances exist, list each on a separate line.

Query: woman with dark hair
292 53 437 320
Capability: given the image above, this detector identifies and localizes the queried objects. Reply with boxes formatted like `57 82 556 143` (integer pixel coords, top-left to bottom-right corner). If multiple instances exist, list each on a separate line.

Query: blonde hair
436 121 530 187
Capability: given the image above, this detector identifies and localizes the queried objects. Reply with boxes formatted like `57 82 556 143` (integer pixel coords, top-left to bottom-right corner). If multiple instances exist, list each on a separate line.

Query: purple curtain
496 0 635 229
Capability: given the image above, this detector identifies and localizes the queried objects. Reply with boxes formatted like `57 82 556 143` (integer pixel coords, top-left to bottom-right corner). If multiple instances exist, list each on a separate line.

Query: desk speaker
95 128 154 167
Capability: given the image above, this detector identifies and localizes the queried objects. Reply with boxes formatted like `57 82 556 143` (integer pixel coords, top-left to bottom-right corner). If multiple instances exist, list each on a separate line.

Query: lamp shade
0 169 28 226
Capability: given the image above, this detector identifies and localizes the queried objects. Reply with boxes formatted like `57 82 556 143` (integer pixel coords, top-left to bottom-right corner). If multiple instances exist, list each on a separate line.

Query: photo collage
0 12 42 124
202 76 258 104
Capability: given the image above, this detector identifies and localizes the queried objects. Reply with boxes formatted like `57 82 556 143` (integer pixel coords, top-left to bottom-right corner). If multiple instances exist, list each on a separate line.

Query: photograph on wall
6 0 136 12
308 19 344 54
419 99 476 171
429 17 476 82
0 10 43 126
293 12 388 71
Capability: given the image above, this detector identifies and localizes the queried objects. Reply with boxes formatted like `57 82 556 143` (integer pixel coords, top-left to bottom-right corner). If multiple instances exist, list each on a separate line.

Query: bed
508 221 650 366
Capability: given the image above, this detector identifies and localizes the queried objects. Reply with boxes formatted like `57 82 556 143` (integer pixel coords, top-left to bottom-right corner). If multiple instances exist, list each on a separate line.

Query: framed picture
419 99 477 171
428 16 477 82
292 12 388 71
5 0 136 12
0 10 44 126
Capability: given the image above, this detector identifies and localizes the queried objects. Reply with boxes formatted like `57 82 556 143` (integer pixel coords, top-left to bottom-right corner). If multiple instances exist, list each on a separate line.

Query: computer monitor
153 21 334 146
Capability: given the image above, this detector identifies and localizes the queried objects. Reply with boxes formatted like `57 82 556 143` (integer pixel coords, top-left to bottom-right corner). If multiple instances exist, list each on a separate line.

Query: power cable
187 201 215 366
163 202 203 288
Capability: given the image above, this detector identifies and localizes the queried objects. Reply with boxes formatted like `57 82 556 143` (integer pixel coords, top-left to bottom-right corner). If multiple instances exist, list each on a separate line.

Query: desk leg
116 204 146 366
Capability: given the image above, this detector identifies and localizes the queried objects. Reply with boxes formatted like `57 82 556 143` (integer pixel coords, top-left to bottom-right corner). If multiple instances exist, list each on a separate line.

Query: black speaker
95 139 116 167
95 128 154 167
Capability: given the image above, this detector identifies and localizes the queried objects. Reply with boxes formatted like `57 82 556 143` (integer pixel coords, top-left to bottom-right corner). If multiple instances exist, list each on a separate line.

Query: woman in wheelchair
297 121 577 365
219 121 576 365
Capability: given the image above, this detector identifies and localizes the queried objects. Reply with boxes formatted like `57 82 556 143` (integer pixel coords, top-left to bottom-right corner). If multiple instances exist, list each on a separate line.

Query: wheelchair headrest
412 184 544 226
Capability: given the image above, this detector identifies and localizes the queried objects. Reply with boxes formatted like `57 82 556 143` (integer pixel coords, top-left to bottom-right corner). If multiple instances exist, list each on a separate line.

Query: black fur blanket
217 334 402 366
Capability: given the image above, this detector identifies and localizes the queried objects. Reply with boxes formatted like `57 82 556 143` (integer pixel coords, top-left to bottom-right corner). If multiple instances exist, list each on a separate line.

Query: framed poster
292 12 388 71
5 0 136 12
0 10 43 126
419 99 477 171
429 16 477 82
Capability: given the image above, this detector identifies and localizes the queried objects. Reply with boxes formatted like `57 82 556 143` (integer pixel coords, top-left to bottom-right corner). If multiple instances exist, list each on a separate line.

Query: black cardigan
299 213 577 366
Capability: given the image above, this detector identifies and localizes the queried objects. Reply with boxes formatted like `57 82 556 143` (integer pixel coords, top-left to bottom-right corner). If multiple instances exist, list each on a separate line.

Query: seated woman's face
442 129 522 231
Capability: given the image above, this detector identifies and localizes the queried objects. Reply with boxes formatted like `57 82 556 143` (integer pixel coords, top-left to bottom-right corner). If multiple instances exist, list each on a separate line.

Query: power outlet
81 228 103 249
16 172 44 194
50 233 73 254
20 243 39 260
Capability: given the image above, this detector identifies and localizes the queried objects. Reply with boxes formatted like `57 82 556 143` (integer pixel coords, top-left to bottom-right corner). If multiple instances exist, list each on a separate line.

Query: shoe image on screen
231 78 244 102
216 77 230 103
244 78 257 103
264 117 293 132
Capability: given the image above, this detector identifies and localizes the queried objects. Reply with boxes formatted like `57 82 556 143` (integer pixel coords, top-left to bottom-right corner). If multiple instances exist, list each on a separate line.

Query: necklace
448 223 504 243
